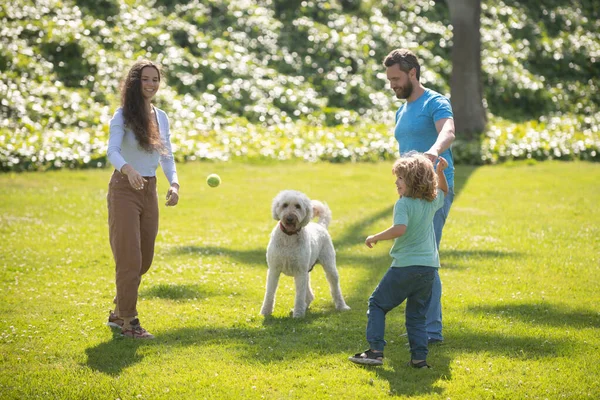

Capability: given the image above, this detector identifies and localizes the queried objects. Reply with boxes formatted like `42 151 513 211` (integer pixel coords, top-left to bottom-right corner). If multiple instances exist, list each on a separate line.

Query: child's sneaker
106 311 123 328
121 318 154 339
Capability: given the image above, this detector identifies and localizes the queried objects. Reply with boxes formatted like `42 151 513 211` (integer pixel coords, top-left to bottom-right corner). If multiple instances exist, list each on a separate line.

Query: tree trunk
447 0 487 139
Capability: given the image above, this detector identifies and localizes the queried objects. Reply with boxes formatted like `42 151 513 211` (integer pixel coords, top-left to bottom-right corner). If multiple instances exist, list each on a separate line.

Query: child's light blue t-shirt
390 189 445 268
394 89 455 187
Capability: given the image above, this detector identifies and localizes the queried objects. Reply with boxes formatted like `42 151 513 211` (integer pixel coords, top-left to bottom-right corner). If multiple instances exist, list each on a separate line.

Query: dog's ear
299 193 314 227
272 192 282 220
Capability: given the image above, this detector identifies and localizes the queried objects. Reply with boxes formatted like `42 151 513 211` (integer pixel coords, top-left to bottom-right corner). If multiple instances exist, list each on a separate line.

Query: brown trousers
107 170 159 318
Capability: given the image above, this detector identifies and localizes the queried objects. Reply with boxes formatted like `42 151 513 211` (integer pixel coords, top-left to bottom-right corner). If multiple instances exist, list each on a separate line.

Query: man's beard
395 80 413 99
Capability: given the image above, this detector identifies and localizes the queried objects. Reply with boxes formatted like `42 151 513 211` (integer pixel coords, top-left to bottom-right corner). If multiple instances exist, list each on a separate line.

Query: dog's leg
305 273 315 310
260 268 280 316
292 273 309 318
320 252 351 311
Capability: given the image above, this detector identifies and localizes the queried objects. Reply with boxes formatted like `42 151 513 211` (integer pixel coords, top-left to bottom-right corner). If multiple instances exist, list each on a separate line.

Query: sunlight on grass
0 161 599 399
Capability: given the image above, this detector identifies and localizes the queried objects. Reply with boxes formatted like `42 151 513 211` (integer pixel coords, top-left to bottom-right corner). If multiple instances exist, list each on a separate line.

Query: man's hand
424 150 439 163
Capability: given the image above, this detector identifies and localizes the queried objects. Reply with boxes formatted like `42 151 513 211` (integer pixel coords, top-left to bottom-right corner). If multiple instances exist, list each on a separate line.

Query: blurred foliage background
1 0 599 171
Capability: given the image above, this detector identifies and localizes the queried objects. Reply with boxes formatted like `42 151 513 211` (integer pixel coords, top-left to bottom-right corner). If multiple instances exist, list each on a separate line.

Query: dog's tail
312 200 332 229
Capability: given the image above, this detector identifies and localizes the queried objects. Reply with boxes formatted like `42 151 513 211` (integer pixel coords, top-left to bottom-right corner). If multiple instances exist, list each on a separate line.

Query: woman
106 60 180 339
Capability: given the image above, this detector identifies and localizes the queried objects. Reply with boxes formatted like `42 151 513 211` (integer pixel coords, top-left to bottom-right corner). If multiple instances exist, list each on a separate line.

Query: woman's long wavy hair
392 152 438 201
120 60 164 153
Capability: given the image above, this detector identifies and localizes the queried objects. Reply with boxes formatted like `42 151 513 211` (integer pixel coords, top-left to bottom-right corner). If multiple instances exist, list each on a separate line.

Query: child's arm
365 224 407 248
436 156 449 196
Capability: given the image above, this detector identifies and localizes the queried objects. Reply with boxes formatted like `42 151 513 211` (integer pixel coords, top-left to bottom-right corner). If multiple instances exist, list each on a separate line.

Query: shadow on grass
140 283 217 300
85 309 354 375
468 303 600 329
440 329 564 358
373 352 452 398
453 164 477 196
444 249 521 259
372 325 565 397
440 249 522 270
169 245 266 265
334 207 392 248
339 251 522 308
85 310 563 388
85 328 146 376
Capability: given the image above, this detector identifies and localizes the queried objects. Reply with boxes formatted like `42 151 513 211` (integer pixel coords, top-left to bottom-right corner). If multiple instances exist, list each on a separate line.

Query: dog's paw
260 307 273 316
337 304 352 311
291 308 306 318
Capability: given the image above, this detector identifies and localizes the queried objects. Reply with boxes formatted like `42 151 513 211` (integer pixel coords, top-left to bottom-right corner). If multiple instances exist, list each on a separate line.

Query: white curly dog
261 190 351 318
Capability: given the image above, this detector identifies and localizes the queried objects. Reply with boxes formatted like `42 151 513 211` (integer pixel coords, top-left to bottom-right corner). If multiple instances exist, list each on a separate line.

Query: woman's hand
121 164 146 190
165 183 179 206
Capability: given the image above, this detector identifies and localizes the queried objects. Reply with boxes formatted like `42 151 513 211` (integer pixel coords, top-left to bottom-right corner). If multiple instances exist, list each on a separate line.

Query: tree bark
447 0 487 139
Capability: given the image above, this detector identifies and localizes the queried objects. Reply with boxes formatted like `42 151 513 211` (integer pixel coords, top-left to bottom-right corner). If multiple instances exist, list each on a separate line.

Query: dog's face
272 190 313 232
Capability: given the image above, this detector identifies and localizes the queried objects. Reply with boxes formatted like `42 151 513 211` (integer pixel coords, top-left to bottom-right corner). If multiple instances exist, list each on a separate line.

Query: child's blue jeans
366 266 436 360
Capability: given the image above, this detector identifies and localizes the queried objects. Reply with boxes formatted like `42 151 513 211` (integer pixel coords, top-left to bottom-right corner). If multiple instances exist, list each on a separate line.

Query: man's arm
424 118 455 161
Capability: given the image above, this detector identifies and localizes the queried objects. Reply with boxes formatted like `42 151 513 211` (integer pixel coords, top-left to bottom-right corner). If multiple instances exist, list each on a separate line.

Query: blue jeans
427 186 455 341
366 266 436 360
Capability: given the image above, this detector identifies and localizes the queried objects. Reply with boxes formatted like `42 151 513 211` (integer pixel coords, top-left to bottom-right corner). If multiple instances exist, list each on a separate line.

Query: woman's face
140 66 160 101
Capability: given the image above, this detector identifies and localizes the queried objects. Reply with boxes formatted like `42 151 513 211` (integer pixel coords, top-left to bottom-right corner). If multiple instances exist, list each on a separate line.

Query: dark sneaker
121 318 155 339
106 312 123 328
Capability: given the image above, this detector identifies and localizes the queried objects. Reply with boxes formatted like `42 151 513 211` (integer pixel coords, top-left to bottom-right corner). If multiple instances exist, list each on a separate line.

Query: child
349 153 448 368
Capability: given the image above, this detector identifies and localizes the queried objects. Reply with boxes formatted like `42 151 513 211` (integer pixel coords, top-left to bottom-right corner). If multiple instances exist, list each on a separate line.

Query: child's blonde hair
392 152 437 201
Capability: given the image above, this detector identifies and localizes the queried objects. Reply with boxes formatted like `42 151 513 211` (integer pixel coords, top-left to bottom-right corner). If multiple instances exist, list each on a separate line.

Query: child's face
395 175 407 197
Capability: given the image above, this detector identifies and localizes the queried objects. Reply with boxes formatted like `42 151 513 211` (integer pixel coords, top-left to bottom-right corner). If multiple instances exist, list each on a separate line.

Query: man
383 48 456 344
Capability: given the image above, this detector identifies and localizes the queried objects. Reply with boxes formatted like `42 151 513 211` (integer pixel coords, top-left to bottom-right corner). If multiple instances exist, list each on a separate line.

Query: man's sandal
408 360 431 369
348 349 384 366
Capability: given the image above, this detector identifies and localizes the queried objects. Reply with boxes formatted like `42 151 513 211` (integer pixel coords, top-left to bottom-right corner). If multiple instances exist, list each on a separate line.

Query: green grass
1 160 599 399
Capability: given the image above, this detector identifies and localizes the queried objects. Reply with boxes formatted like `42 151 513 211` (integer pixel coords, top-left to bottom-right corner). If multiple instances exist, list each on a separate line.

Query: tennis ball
206 173 221 188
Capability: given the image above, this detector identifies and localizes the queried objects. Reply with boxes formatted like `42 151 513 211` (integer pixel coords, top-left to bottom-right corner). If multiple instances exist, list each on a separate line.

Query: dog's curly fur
261 190 351 318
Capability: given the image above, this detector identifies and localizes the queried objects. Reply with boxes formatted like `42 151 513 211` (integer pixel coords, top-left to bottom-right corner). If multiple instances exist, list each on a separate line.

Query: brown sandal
408 360 431 369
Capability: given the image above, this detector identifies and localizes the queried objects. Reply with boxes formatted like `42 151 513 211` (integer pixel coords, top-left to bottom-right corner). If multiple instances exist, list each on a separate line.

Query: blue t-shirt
394 88 454 187
390 189 445 268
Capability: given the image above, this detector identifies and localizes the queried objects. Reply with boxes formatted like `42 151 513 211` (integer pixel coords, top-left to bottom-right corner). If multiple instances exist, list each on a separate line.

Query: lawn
0 160 598 399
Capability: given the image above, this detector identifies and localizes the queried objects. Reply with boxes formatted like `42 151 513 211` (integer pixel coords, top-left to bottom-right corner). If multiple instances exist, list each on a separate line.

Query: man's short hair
383 49 421 80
